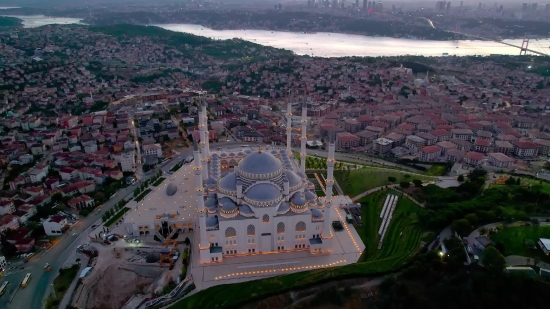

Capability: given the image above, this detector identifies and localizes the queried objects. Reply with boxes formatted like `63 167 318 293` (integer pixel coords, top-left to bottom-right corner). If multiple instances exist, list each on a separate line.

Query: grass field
152 177 167 186
426 165 447 176
335 167 433 197
44 264 80 309
104 207 130 227
134 189 152 202
490 225 550 263
357 191 426 269
169 191 428 309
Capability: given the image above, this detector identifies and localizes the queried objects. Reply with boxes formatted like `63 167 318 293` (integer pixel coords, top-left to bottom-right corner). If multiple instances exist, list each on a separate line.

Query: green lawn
335 167 433 197
518 178 550 194
135 189 152 202
490 225 550 263
104 207 130 227
152 177 166 186
357 191 426 269
44 264 80 309
426 165 447 176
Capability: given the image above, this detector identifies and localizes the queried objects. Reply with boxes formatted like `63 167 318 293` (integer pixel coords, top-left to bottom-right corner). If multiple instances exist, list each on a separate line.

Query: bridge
448 30 549 57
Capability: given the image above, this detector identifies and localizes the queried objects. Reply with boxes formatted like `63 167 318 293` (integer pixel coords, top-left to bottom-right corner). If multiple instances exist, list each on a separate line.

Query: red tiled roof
420 146 441 154
465 151 484 161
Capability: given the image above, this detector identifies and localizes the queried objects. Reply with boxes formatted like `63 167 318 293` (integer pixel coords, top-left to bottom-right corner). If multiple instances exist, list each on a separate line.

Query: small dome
206 215 219 229
284 170 303 188
166 183 177 196
238 151 283 176
205 177 217 185
311 208 325 220
271 150 278 155
244 149 252 154
205 198 217 208
317 199 324 207
219 172 237 191
279 149 286 154
245 183 281 203
221 200 237 212
237 151 245 157
291 192 307 207
211 153 219 159
304 189 317 201
239 204 254 217
229 152 236 157
307 181 315 190
207 184 217 191
277 201 290 214
220 152 228 158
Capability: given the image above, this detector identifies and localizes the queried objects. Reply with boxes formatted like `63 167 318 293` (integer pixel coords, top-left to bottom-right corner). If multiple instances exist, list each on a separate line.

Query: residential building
418 146 441 162
68 195 95 210
142 144 163 158
0 214 19 233
512 141 538 158
372 138 393 155
488 152 514 169
464 151 484 166
43 215 68 236
0 200 15 215
336 132 360 149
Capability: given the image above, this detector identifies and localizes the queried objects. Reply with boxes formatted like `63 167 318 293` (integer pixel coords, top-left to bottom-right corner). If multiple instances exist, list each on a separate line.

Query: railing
135 277 192 309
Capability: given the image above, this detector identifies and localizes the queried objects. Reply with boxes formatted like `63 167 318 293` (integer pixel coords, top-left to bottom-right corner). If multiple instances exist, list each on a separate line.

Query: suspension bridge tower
520 37 530 55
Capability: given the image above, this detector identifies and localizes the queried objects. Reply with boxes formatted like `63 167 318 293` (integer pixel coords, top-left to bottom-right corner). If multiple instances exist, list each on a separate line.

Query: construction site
70 236 189 309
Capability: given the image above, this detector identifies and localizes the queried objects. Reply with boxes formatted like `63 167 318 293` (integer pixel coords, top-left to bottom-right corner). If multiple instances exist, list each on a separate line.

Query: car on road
72 233 78 236
467 246 474 255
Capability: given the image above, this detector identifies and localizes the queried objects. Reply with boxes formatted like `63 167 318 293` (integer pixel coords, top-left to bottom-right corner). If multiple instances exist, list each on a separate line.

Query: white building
43 215 68 236
114 149 136 172
539 238 550 255
0 200 15 215
124 101 339 264
0 255 6 270
142 144 163 158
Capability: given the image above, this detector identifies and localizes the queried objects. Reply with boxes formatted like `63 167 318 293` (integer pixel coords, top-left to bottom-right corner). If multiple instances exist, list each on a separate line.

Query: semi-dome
166 183 178 196
284 170 303 188
291 192 307 207
218 172 237 192
238 151 283 177
205 177 217 185
311 208 325 220
277 201 290 215
239 204 255 217
206 215 219 229
244 183 282 206
304 189 317 202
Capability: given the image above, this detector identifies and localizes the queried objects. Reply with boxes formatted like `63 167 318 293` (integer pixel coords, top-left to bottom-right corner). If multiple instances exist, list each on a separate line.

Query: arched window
277 222 285 234
247 224 255 236
262 214 270 223
225 227 236 238
295 221 306 232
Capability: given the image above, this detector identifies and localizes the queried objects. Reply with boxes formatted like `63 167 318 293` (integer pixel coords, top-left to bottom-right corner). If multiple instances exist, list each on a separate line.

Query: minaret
198 99 209 179
300 99 307 175
286 92 293 155
200 98 211 159
193 140 210 263
322 130 335 244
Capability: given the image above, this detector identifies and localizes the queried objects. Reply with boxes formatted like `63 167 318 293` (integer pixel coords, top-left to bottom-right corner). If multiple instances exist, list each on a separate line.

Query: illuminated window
295 221 306 232
277 222 285 234
247 224 255 236
225 227 236 238
262 214 270 223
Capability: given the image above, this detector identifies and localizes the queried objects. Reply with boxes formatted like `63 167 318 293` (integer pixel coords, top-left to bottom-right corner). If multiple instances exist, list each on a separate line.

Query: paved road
1 154 191 309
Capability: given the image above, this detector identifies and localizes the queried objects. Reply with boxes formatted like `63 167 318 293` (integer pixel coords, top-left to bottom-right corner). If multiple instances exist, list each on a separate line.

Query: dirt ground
85 263 155 309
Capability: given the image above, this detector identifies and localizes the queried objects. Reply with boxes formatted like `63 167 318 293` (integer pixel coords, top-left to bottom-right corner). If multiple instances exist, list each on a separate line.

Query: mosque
124 99 340 265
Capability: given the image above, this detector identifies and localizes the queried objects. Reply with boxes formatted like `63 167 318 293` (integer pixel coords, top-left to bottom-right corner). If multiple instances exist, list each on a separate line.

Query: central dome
244 183 283 206
238 151 283 177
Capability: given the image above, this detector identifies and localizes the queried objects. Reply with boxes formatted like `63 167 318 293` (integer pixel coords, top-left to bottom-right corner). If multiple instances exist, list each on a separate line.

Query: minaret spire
193 140 210 262
322 130 336 244
286 90 293 155
300 97 308 175
199 97 209 179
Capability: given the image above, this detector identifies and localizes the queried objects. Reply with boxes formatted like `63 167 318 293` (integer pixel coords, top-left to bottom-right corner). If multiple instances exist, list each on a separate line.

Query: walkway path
505 255 550 269
350 185 425 208
58 264 83 309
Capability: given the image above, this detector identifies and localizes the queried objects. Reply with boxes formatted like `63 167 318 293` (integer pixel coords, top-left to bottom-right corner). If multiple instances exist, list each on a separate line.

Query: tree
482 246 506 275
495 241 506 255
516 178 521 185
79 209 90 217
0 232 17 258
464 213 479 225
184 237 190 246
505 176 516 185
388 176 397 182
412 179 423 187
457 175 465 182
399 181 410 188
451 219 471 237
52 192 63 203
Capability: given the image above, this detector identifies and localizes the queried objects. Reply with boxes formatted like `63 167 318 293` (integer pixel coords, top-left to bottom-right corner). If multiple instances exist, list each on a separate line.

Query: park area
335 166 433 197
356 191 430 267
490 225 550 262
168 191 430 309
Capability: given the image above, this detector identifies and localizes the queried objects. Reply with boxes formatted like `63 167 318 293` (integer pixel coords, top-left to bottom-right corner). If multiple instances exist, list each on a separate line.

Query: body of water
0 7 21 9
158 24 550 58
2 15 549 57
1 14 84 28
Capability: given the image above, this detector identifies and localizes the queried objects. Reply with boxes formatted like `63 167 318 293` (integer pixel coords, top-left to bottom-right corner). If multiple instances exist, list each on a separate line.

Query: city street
0 151 190 309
